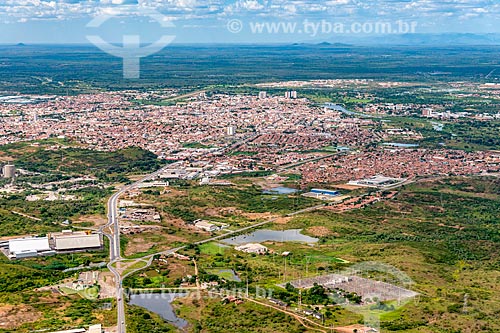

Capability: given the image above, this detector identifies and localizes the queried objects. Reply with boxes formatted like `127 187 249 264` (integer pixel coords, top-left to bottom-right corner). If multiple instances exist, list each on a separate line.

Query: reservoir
129 292 188 329
262 186 298 194
222 229 319 245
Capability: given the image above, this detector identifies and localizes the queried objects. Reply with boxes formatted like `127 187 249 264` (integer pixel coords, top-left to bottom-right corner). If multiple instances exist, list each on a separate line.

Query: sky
0 0 500 44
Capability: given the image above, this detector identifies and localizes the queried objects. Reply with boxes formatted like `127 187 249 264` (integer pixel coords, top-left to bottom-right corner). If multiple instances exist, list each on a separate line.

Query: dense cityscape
1 1 500 332
1 77 499 332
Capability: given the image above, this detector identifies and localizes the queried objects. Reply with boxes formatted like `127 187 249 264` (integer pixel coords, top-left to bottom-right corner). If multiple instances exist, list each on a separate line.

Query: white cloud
0 0 498 24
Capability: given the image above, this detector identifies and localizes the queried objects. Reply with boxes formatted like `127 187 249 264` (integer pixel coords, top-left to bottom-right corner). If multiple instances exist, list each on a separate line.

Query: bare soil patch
241 212 277 220
332 184 362 190
306 226 334 237
335 324 374 333
274 216 292 225
125 235 157 256
74 215 107 227
0 304 42 330
124 232 187 256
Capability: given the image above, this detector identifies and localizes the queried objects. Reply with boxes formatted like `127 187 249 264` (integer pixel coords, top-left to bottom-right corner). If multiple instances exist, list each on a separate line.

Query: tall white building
258 91 267 99
2 164 15 178
227 126 236 136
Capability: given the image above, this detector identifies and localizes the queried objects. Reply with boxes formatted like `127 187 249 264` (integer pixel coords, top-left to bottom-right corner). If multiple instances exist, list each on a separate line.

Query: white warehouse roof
88 324 102 333
54 234 102 251
48 329 86 333
9 237 51 254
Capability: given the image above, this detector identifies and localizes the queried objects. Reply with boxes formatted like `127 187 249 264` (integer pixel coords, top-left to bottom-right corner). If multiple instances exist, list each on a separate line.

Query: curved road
101 162 183 333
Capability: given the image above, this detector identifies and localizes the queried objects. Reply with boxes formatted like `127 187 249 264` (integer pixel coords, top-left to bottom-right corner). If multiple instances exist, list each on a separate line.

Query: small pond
222 229 319 245
262 186 298 194
129 293 188 328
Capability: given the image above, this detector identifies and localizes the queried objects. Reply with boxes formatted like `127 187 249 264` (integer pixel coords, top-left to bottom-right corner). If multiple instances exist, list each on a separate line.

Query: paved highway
101 162 182 333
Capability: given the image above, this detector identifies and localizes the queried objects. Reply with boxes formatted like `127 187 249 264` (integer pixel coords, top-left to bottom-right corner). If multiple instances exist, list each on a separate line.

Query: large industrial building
4 237 54 259
348 175 406 188
51 231 102 253
302 188 342 201
0 231 103 259
310 189 340 196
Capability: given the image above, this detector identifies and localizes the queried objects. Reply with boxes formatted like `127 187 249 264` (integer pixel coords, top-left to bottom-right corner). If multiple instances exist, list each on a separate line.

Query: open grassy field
137 181 318 223
174 295 314 333
263 176 500 332
119 180 319 257
137 176 500 332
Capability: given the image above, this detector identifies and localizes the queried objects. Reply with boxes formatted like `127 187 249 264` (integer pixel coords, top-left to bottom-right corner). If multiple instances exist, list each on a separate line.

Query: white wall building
8 237 51 259
2 164 15 178
194 220 218 232
235 243 268 254
227 126 236 136
53 233 102 252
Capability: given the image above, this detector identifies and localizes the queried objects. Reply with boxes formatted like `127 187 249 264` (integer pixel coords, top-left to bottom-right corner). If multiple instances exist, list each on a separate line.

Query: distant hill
317 42 352 47
305 33 500 46
292 42 353 47
366 33 500 46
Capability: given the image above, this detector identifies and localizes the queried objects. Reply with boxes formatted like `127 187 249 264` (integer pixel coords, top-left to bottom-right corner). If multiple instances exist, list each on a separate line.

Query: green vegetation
0 187 111 233
0 139 167 237
0 254 114 332
204 269 239 282
15 146 162 181
0 252 107 292
6 45 500 94
383 117 500 150
126 176 500 332
147 183 317 223
199 242 227 255
182 142 214 149
175 297 308 333
126 305 177 333
1 295 116 333
0 261 69 293
273 177 500 331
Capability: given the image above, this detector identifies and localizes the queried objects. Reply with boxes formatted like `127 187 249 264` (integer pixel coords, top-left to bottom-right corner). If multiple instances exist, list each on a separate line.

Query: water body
222 229 319 245
382 142 420 148
324 103 374 118
262 186 298 194
129 293 188 328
